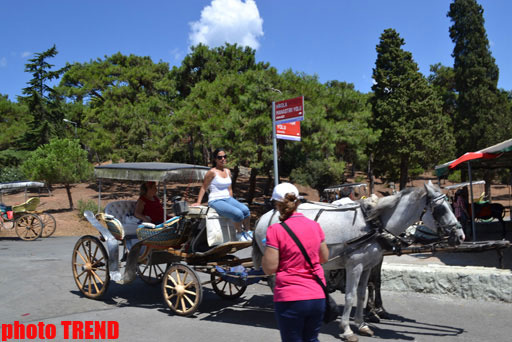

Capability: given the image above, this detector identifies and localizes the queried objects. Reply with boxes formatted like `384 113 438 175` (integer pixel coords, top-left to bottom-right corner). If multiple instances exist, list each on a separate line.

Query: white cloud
21 51 31 58
0 57 6 67
189 0 263 50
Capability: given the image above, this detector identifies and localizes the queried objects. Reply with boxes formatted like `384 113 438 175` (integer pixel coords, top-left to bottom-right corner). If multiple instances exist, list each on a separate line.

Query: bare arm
192 170 215 206
134 199 150 222
319 241 329 264
262 247 279 275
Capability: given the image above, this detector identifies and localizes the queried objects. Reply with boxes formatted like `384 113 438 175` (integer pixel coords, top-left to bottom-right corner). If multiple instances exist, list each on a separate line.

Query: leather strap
280 221 327 293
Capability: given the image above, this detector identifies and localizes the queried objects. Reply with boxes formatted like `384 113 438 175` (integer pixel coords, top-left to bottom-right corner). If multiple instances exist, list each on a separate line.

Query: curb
381 263 512 302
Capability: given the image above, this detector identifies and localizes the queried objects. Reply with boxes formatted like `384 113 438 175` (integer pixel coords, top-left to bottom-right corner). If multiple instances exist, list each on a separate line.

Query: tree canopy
371 29 454 189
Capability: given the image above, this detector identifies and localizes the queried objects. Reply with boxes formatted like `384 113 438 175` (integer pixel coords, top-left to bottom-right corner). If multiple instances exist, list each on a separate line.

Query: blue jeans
274 299 325 342
209 197 250 223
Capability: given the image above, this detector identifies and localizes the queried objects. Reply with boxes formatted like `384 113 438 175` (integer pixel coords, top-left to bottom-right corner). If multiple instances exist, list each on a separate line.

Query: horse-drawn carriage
0 181 56 240
71 163 264 316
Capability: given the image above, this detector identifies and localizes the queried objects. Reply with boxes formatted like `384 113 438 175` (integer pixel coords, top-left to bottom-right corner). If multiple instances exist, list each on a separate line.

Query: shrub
0 166 26 183
77 199 102 220
448 170 461 183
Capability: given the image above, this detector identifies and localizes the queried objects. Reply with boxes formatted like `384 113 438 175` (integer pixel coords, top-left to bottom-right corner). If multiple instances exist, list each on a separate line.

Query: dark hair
140 181 156 196
340 187 353 198
277 193 300 221
212 148 226 167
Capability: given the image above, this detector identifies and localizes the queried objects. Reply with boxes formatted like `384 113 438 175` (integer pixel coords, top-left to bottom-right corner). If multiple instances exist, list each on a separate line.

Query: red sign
276 121 301 141
274 96 304 124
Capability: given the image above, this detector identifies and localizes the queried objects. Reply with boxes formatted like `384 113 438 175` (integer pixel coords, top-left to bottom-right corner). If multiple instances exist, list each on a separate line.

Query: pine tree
371 29 454 189
448 0 509 155
18 45 67 150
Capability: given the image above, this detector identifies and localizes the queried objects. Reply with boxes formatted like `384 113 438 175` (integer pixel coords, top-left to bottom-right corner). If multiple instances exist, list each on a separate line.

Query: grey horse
252 181 464 341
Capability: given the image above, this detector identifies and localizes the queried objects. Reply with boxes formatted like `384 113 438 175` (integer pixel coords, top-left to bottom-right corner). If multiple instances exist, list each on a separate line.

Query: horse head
422 181 465 245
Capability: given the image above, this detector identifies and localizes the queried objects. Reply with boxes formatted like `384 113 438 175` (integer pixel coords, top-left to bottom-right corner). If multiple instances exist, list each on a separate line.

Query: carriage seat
104 200 140 236
188 205 237 247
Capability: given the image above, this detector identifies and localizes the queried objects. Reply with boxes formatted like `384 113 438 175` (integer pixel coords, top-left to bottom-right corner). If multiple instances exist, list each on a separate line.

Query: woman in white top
192 148 251 240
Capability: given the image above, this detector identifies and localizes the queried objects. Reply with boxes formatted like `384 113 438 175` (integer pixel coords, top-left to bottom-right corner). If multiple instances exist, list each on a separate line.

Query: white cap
271 182 300 202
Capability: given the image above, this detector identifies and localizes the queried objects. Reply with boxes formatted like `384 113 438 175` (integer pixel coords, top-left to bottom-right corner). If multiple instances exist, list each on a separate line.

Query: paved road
0 236 510 342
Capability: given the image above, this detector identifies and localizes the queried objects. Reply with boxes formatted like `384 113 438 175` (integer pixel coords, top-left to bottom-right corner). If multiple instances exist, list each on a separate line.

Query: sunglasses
216 155 227 160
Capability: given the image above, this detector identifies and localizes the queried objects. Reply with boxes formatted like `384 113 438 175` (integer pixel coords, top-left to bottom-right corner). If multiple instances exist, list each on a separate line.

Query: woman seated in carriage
134 181 166 224
192 148 252 241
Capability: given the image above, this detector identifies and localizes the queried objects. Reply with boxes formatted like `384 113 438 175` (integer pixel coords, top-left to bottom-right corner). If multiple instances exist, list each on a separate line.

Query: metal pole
272 101 279 187
98 179 102 214
468 162 476 241
163 181 167 222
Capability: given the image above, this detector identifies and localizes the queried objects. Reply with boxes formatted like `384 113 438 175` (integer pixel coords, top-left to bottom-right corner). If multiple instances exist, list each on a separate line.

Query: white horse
252 181 464 341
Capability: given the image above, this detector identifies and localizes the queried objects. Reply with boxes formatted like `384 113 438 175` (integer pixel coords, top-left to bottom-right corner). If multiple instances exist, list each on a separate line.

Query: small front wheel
162 264 202 316
211 271 247 299
137 261 168 285
15 213 43 241
72 235 110 299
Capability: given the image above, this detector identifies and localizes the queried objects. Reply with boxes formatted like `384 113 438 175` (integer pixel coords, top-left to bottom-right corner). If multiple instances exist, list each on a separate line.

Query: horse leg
355 269 374 337
339 264 362 341
372 259 389 319
499 217 507 239
364 266 379 323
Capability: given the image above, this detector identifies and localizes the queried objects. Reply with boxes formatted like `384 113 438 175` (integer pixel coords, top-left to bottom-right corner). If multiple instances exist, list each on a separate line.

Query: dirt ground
1 172 511 238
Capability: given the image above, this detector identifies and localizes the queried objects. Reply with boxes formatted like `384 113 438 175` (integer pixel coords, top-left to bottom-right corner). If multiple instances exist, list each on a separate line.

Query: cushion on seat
105 200 139 235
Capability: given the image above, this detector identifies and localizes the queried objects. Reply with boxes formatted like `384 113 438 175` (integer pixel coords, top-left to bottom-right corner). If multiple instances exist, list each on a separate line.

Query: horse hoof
365 312 380 323
376 308 390 319
340 333 358 342
358 324 374 337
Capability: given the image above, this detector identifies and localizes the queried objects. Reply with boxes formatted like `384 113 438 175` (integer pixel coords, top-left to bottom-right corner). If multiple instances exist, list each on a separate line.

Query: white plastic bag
206 217 224 246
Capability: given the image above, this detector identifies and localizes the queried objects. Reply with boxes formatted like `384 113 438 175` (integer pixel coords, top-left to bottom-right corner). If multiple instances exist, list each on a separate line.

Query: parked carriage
0 181 57 240
71 162 264 316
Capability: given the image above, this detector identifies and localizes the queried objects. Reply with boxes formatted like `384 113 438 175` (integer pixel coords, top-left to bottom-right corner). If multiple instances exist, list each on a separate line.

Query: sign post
272 96 304 186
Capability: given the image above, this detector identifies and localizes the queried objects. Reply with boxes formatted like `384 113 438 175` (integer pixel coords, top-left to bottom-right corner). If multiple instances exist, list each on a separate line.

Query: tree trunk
368 153 374 195
247 168 258 204
399 155 409 190
231 165 240 193
65 184 74 209
265 169 274 196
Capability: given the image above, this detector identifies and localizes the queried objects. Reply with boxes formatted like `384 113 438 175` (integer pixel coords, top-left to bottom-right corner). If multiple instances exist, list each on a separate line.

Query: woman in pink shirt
262 183 329 342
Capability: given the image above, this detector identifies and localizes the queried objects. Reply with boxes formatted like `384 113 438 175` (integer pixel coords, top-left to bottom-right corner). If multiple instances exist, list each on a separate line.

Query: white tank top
208 170 231 202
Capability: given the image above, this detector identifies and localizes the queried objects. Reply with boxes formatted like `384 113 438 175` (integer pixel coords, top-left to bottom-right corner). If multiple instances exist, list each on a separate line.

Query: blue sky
1 0 511 102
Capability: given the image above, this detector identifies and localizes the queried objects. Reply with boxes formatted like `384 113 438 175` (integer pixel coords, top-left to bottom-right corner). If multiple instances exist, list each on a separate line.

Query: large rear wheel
162 264 202 316
39 212 57 238
72 236 110 299
15 213 43 241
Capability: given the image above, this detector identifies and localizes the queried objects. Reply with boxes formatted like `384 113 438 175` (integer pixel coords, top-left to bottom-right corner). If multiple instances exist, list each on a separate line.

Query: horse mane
367 187 426 221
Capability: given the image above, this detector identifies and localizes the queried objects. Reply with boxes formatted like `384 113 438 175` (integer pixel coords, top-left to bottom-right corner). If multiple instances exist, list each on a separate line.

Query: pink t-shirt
266 213 326 302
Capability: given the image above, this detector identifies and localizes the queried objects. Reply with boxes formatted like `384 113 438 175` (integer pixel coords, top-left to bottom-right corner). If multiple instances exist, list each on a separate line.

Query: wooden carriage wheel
14 213 43 241
162 264 202 316
137 262 168 285
211 271 247 299
72 235 110 299
39 212 57 238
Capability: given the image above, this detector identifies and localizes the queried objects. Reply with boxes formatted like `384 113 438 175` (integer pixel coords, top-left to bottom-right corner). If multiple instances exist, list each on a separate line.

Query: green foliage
171 43 268 99
290 158 345 196
0 166 26 183
77 199 102 220
21 138 92 186
448 0 510 155
0 95 30 154
18 45 68 150
371 28 454 189
448 170 462 183
58 53 175 162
